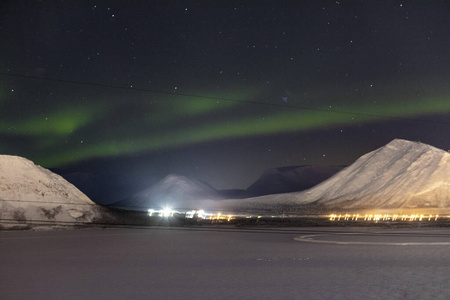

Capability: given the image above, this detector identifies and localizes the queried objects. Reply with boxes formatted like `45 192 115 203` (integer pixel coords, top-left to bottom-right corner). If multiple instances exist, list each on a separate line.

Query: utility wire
0 199 96 206
1 72 449 126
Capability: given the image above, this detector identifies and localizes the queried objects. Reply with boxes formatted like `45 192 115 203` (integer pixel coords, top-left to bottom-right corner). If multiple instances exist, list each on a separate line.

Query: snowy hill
112 174 223 210
310 139 450 210
0 155 105 224
203 139 450 213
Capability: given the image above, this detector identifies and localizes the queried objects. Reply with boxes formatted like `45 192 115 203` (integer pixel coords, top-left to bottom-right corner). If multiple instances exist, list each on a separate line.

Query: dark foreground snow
1 227 450 300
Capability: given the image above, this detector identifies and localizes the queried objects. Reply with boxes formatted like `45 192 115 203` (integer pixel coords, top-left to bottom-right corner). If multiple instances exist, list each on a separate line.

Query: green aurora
2 87 448 167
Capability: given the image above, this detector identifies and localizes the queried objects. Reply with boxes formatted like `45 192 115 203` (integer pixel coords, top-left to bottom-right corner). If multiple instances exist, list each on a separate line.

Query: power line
1 72 449 126
0 198 96 206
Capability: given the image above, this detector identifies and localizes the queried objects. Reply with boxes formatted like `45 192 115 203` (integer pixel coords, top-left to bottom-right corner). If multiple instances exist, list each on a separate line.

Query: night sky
1 1 450 191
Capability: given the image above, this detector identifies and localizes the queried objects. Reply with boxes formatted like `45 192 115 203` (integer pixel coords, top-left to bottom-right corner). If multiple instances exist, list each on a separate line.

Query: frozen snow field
1 227 450 300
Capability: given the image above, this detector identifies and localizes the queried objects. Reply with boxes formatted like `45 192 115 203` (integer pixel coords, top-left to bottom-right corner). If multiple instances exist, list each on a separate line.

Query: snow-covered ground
1 227 449 300
0 155 104 224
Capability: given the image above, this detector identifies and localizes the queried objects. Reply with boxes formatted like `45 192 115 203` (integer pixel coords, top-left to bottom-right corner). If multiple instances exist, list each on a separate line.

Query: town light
329 213 441 222
197 210 205 219
162 207 173 217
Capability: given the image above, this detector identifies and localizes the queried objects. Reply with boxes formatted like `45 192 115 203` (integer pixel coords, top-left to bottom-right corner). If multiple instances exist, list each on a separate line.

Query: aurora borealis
1 1 450 192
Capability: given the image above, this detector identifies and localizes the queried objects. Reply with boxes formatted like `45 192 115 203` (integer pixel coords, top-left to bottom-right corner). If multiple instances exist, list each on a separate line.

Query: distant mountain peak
112 173 222 210
244 165 344 197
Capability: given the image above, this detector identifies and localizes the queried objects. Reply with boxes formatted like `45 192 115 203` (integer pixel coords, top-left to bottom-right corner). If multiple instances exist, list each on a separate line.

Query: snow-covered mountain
112 174 223 210
202 139 450 213
0 155 105 224
310 139 450 210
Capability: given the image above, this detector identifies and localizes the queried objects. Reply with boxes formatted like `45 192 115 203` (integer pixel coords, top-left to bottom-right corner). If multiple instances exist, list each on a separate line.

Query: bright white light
185 210 196 219
148 209 155 216
162 207 173 217
197 210 205 219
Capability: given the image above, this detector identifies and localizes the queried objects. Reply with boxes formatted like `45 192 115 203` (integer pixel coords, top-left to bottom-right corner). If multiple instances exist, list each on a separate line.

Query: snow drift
202 139 450 213
0 155 104 224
